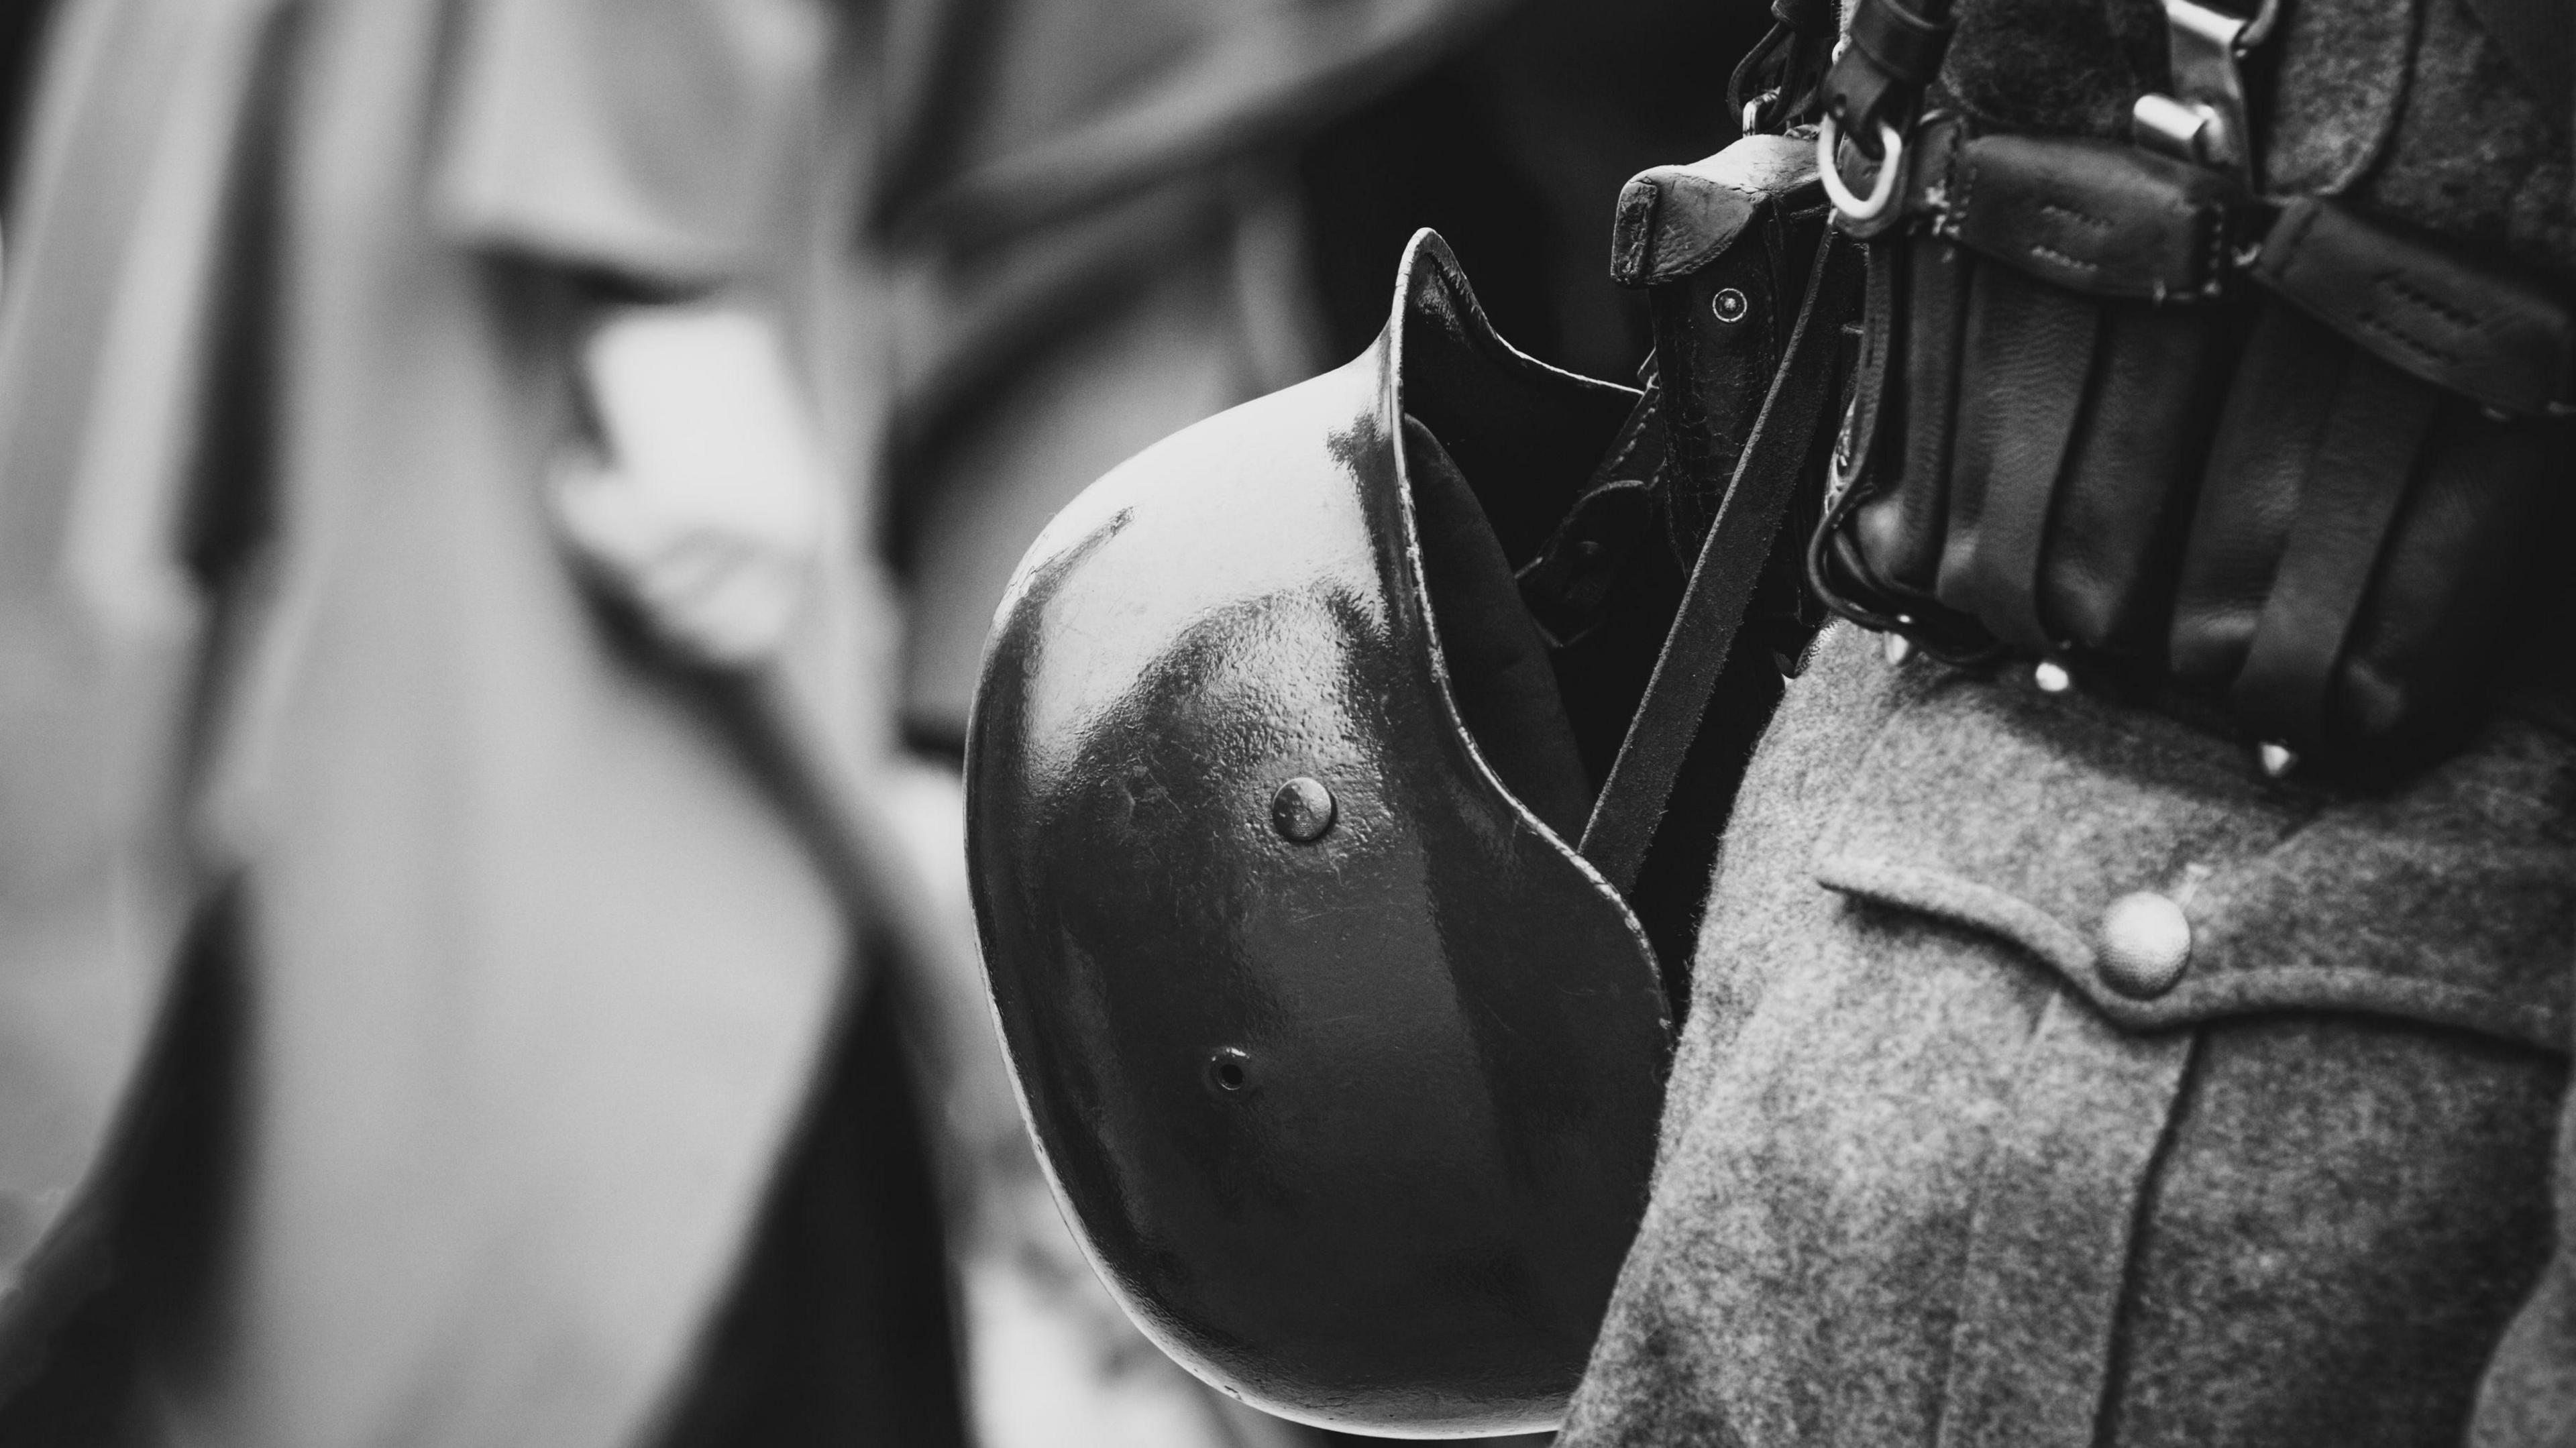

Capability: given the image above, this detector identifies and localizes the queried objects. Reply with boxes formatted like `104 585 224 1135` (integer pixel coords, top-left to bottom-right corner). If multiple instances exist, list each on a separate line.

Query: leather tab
1849 0 1954 87
2254 199 2576 419
1610 135 1822 288
1927 133 2243 302
1821 0 1955 153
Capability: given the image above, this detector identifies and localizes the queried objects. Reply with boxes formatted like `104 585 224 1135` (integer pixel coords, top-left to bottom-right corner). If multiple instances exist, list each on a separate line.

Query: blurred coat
0 0 1508 1444
0 0 898 1443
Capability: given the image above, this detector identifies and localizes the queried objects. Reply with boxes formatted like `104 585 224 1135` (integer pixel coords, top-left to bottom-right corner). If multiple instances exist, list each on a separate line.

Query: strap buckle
2133 0 2278 184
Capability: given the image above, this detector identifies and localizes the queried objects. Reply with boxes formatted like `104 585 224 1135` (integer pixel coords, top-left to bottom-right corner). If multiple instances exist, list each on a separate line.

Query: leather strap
1806 235 1910 632
2229 353 2438 748
1941 280 2102 654
1582 231 1858 893
1821 0 1955 156
2255 199 2576 420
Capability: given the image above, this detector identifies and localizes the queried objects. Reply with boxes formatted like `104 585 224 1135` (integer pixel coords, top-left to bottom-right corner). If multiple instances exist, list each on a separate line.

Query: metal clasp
2132 0 2277 184
1819 114 1907 225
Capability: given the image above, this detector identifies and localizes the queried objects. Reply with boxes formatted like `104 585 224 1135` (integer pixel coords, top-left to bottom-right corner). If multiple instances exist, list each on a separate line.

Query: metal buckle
2132 0 2277 184
1818 114 1907 224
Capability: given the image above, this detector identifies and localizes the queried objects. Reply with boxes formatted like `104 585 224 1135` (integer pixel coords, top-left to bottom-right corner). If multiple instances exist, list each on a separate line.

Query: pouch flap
1923 132 2241 302
1812 675 2576 1050
1610 134 1822 288
2255 199 2576 419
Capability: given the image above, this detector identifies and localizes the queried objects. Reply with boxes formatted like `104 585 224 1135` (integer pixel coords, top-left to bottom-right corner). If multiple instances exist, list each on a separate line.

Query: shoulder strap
1578 229 1859 895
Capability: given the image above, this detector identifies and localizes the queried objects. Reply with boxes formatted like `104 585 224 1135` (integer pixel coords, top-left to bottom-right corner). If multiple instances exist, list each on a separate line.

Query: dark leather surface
2255 199 2575 420
1835 169 2242 666
2035 300 2237 657
2175 296 2573 762
1827 127 2249 669
1821 0 1953 151
1938 266 2100 653
2226 357 2435 746
2169 302 2336 690
1611 134 1822 288
1613 138 1825 568
1848 0 1953 87
1850 231 1969 608
1582 230 1860 895
1931 132 2243 302
967 230 1668 1435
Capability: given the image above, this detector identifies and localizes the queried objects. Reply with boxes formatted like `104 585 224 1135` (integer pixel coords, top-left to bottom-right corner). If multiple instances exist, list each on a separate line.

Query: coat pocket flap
1811 677 2576 1051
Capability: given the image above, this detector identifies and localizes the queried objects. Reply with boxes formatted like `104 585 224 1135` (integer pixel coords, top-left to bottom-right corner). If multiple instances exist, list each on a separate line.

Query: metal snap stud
2099 891 2192 999
1271 776 1336 843
1882 632 1914 666
2033 660 2073 694
1206 1048 1253 1095
2256 741 2298 779
1711 288 1751 325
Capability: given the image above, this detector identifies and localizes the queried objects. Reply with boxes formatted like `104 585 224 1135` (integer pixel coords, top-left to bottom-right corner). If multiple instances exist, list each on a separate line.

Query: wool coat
1560 0 2576 1441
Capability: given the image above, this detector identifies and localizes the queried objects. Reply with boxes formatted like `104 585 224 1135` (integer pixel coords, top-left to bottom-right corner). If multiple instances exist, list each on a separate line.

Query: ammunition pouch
2171 200 2576 764
1813 119 2575 774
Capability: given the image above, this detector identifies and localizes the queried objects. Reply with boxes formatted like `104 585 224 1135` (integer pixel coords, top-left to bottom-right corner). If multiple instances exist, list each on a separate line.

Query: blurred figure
0 0 1520 1445
0 0 957 1443
0 0 1762 1443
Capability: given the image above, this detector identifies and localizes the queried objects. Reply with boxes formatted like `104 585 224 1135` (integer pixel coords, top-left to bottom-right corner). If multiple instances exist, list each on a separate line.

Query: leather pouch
1822 121 2249 670
2169 199 2576 765
1513 131 1835 982
1519 130 1831 760
1606 133 1830 569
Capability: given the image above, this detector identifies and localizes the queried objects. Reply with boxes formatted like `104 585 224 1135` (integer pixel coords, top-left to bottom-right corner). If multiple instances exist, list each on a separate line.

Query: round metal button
1711 288 1750 325
1271 776 1336 843
2098 891 2192 998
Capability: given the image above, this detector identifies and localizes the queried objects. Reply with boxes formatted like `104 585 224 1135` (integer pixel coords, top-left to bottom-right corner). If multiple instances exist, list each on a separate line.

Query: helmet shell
966 232 1670 1437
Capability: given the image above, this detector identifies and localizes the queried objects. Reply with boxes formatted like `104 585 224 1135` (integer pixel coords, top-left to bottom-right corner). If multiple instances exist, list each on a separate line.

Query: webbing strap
1580 231 1858 894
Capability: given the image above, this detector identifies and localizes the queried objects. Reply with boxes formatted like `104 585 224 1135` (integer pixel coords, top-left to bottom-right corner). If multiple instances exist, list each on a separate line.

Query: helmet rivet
1711 288 1751 325
1271 776 1336 843
1207 1048 1253 1095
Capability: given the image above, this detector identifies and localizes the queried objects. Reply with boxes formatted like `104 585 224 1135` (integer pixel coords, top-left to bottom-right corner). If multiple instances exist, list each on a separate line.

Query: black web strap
1579 231 1860 895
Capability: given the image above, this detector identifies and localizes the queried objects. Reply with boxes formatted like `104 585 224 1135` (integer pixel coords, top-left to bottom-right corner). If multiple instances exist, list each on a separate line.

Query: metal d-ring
1817 115 1906 225
2237 0 2281 50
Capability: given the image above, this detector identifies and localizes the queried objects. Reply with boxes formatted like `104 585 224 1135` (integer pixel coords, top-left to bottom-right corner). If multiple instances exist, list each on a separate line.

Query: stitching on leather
2354 309 2457 368
2025 243 2099 274
2037 201 2108 231
1950 140 1980 234
2379 273 2484 333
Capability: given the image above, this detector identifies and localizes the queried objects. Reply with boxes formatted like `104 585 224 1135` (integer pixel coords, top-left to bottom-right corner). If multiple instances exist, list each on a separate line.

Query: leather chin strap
1580 229 1860 895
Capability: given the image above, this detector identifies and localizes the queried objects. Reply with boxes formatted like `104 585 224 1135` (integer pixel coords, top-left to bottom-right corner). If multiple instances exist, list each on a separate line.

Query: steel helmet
965 230 1672 1436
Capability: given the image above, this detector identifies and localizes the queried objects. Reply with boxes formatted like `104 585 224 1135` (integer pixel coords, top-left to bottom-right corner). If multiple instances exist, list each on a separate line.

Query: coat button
2098 891 2191 998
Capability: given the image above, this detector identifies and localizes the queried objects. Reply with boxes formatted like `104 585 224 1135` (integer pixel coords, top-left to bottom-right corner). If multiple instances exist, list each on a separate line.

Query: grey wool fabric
1560 624 2576 1446
1559 0 2576 1441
